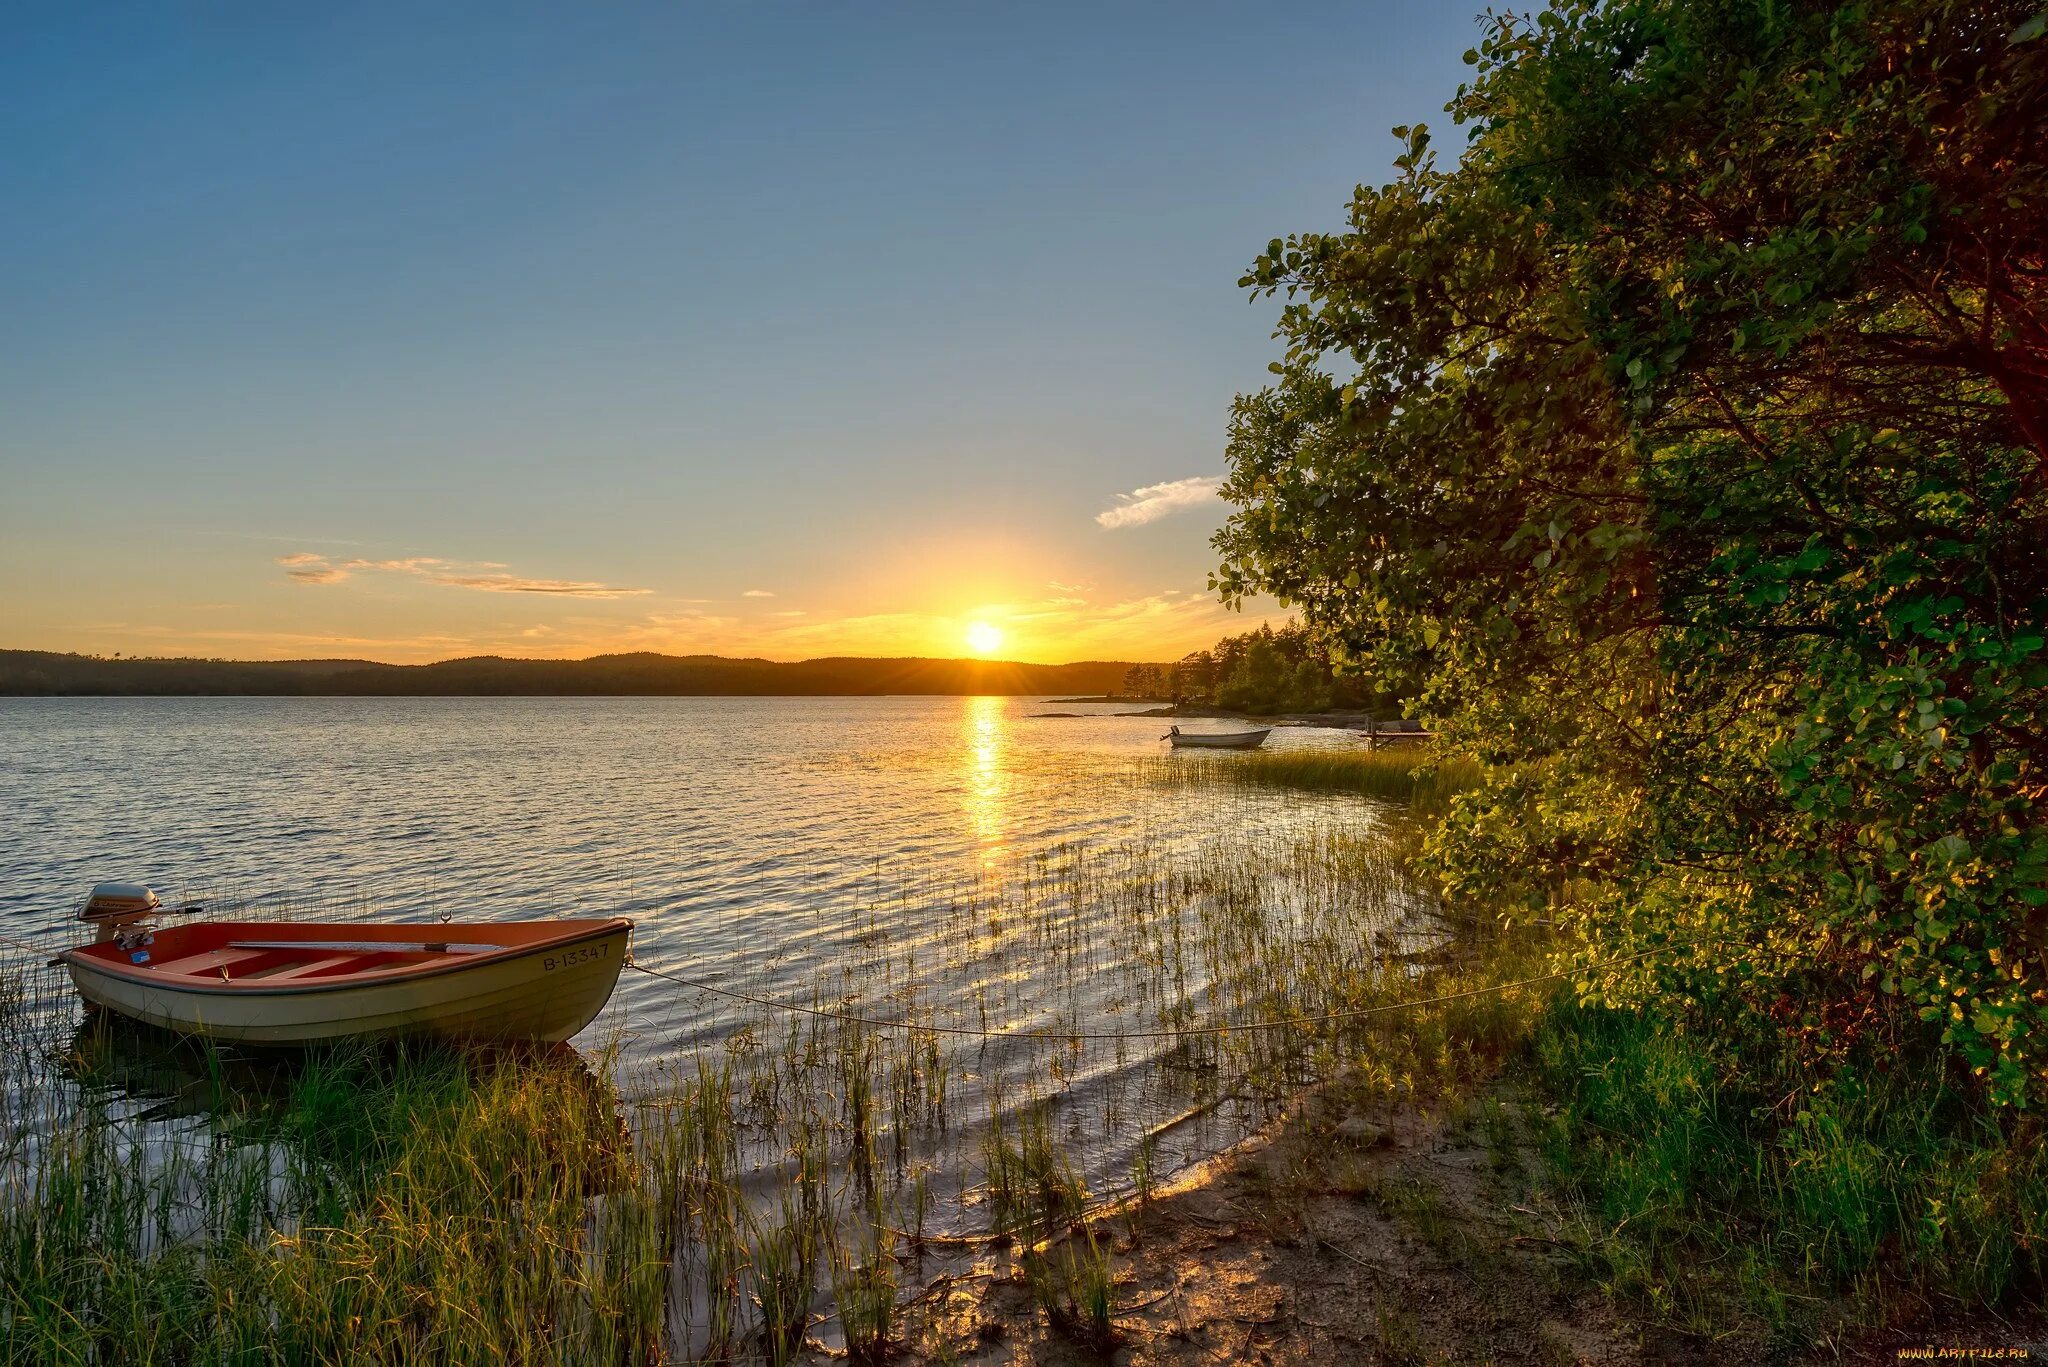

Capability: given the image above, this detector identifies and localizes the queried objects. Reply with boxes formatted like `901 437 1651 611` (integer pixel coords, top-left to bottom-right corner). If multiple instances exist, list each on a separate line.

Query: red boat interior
69 918 627 986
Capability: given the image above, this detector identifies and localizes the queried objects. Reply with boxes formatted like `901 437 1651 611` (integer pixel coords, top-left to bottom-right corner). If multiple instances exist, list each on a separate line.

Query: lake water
0 695 1420 1233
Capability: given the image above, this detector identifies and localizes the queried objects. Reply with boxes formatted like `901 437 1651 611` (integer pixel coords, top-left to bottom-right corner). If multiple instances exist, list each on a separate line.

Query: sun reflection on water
961 696 1008 860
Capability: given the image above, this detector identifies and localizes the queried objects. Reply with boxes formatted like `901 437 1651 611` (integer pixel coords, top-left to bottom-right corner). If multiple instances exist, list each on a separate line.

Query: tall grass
14 735 2021 1361
1023 1223 1118 1354
1146 745 1484 817
1147 742 2048 1333
0 781 1470 1363
1153 740 2048 1337
1 1037 653 1364
1532 998 2048 1335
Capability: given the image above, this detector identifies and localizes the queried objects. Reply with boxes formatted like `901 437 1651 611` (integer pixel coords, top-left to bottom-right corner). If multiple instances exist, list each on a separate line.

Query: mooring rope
622 938 1705 1043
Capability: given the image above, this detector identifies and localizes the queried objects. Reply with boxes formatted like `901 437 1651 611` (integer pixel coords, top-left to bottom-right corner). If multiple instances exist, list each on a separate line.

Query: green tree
1215 0 2048 1103
1284 658 1331 712
1217 636 1289 713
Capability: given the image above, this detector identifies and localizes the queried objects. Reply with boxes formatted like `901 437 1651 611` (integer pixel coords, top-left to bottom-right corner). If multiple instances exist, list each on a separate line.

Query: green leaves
1214 0 2048 1108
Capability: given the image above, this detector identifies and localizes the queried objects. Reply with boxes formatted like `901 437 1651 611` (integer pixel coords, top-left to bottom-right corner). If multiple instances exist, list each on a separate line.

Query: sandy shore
903 1080 2042 1366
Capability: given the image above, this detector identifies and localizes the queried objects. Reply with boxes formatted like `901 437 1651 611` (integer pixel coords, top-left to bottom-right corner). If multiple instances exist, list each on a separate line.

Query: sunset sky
2 3 1475 665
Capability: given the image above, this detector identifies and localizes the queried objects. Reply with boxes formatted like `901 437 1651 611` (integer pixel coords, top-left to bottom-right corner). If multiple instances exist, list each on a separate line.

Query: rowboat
1164 725 1272 750
57 883 631 1047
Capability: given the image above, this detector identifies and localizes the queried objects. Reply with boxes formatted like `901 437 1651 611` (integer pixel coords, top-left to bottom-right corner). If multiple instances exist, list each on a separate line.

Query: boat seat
150 947 269 976
252 954 365 981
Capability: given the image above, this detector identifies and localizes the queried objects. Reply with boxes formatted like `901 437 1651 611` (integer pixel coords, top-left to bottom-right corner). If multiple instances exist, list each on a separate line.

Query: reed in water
1145 744 1484 814
20 747 2032 1360
0 756 1529 1363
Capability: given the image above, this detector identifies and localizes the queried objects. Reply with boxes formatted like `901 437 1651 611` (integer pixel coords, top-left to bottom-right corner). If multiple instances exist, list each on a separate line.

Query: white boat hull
1167 728 1272 750
65 923 630 1047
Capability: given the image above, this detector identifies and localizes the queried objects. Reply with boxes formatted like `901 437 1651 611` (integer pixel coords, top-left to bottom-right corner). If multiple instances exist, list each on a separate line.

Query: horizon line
0 645 1189 670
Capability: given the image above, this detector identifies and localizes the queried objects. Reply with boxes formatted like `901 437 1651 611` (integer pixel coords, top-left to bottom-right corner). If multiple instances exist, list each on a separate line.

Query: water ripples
1 694 1412 1214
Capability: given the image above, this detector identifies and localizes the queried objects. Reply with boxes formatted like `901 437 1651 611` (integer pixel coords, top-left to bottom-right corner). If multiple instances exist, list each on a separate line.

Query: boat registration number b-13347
544 942 611 973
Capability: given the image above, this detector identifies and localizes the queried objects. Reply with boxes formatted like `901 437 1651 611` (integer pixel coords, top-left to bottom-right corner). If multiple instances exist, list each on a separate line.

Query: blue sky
1 2 1481 663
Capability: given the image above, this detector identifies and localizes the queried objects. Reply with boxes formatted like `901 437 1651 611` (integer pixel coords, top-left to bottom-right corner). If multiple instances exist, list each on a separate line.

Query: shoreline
926 1071 2042 1366
7 746 2035 1363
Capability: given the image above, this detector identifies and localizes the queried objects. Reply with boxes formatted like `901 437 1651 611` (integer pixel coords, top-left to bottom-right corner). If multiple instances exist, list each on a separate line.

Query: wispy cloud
278 551 353 585
429 571 649 597
1094 475 1223 530
742 589 776 598
278 553 650 599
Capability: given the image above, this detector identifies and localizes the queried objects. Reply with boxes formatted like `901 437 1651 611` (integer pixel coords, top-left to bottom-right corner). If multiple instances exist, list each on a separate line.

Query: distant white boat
1164 725 1271 750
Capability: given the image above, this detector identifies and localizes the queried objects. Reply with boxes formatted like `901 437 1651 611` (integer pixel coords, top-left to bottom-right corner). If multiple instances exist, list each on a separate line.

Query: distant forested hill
0 650 1150 697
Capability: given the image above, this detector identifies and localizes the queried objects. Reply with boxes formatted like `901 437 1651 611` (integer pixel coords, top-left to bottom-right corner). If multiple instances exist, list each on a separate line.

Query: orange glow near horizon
0 519 1304 666
19 569 1288 667
25 598 1289 667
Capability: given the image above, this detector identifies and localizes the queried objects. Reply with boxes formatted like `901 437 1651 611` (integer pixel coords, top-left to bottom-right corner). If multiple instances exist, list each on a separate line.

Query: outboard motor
79 882 163 953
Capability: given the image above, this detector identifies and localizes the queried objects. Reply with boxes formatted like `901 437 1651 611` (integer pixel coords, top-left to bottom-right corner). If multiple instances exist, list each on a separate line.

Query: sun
965 622 1004 656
